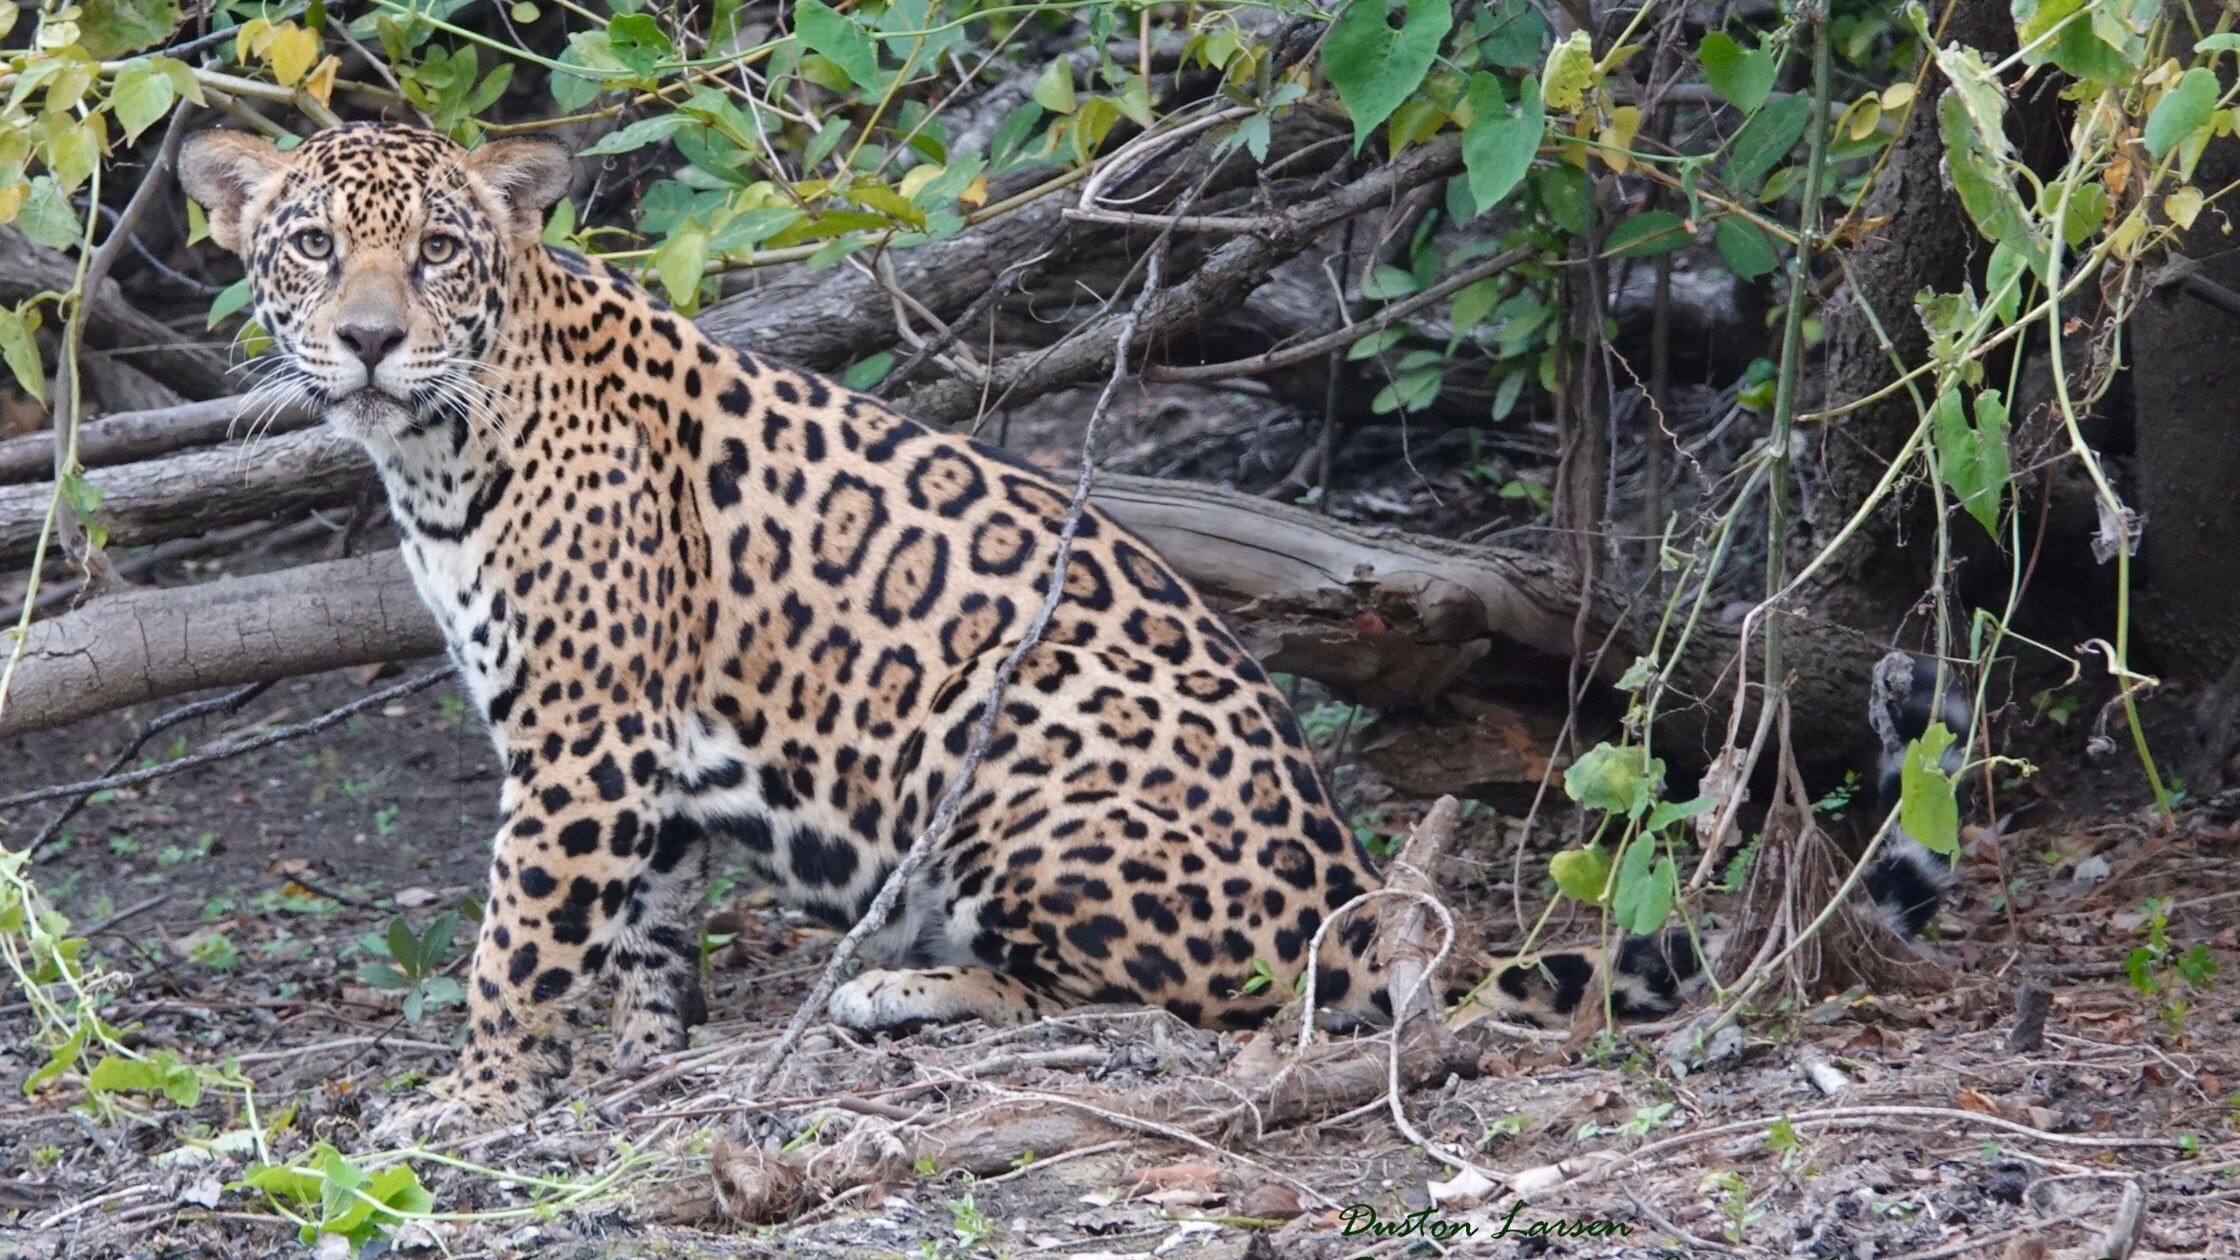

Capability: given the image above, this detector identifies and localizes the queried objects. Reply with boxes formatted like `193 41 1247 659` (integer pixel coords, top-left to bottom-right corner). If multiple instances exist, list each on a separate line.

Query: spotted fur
183 124 1427 1127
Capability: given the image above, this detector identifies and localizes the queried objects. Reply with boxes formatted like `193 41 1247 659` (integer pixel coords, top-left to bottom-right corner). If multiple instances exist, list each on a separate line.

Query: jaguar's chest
399 533 516 722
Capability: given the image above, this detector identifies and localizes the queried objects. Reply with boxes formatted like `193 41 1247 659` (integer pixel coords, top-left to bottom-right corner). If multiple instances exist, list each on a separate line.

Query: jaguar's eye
293 228 332 259
422 234 460 265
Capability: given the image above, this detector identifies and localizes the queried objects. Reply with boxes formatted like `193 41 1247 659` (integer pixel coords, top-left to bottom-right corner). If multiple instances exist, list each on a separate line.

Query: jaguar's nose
338 321 406 370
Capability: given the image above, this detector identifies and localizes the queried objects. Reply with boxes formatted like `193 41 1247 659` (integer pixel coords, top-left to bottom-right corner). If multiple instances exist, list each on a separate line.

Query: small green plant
949 1193 993 1250
1296 700 1361 745
1766 1113 1808 1171
106 833 141 857
2123 898 2219 1030
373 804 401 838
1812 771 1860 819
1478 1113 1529 1146
1700 1171 1765 1244
243 1143 435 1249
1618 1102 1675 1140
184 929 240 972
357 910 466 1024
1236 956 1278 997
155 831 217 868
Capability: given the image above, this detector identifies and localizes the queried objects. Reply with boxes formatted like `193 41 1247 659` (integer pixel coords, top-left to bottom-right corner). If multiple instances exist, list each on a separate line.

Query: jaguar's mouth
322 384 416 437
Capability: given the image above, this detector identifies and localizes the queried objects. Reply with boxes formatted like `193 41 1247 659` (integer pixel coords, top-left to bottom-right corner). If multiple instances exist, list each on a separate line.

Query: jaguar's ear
464 138 573 240
178 129 290 255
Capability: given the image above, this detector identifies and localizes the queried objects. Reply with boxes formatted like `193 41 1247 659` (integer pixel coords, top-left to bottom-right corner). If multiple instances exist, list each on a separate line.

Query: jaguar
180 121 1422 1128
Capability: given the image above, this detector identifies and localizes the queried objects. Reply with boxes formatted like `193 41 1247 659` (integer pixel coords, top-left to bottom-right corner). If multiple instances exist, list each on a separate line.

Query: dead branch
0 395 317 484
698 114 1348 377
0 228 232 401
898 137 1466 425
0 425 368 564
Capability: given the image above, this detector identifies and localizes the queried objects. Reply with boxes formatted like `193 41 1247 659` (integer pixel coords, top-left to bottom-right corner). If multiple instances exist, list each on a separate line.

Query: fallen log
0 471 1881 767
0 395 319 485
0 425 368 565
0 550 439 733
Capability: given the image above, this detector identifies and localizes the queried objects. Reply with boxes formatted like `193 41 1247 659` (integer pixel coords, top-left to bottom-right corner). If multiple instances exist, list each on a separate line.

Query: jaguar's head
180 122 570 441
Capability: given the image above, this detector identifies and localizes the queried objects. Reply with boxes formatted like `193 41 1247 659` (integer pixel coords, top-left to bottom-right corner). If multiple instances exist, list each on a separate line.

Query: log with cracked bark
0 471 1883 769
0 395 318 484
0 424 367 566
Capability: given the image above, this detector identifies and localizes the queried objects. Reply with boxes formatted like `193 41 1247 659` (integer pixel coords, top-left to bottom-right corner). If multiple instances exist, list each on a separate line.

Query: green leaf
1539 29 1596 113
1548 844 1612 903
653 227 710 312
1030 58 1076 114
1932 386 2009 536
0 305 44 400
1985 242 2028 324
579 113 689 157
1564 741 1662 819
1938 92 2034 256
1360 265 1420 300
1461 73 1543 217
2144 67 2218 161
207 278 253 327
2196 33 2240 54
1611 836 1676 935
1605 210 1690 257
709 207 803 252
87 1054 165 1095
1477 0 1546 69
1713 216 1779 279
109 60 176 144
1723 92 1811 196
1645 794 1716 832
1897 721 1961 857
843 351 893 390
1530 164 1592 234
76 0 181 59
796 0 883 93
1325 0 1453 151
1699 32 1776 112
19 178 79 251
1449 276 1501 339
605 13 673 77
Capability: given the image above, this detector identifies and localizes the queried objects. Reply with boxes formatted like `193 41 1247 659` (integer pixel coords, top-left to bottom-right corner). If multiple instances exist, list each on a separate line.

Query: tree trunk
1802 0 2021 635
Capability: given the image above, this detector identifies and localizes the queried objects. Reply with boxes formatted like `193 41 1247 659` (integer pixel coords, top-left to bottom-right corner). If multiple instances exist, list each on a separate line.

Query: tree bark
0 394 317 484
1802 0 2020 633
0 550 439 733
0 425 368 565
0 229 234 401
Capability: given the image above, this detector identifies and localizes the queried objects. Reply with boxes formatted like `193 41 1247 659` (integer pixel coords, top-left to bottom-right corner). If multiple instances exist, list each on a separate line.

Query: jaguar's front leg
381 759 673 1135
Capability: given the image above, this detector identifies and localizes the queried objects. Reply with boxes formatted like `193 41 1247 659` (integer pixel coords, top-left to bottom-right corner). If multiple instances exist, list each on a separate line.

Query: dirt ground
2 658 2238 1259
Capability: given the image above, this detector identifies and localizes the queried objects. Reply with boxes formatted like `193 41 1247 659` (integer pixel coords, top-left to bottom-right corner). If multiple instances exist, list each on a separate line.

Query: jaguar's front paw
370 1072 526 1142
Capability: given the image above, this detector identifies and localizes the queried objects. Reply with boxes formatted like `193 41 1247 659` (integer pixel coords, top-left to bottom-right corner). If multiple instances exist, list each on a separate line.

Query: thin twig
0 671 447 812
27 681 272 859
1147 245 1531 384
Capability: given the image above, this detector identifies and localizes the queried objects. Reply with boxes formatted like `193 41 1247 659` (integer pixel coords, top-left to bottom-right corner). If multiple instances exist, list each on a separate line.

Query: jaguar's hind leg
827 966 1061 1033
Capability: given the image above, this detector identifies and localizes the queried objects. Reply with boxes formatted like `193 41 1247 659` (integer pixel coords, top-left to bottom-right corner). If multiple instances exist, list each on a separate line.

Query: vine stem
1759 0 1834 701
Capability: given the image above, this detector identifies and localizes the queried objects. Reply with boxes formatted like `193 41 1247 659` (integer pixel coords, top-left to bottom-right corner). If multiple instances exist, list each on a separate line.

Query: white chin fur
325 389 415 440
